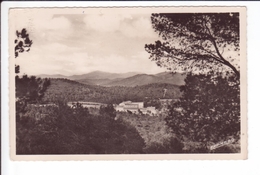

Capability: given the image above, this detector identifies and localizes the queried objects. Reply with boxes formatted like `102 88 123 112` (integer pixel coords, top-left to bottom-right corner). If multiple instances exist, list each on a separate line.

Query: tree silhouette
165 73 240 152
15 28 50 121
145 13 240 78
15 28 33 73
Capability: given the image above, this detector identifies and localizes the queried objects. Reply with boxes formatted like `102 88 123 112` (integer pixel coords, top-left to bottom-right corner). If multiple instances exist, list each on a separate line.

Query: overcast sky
12 9 167 76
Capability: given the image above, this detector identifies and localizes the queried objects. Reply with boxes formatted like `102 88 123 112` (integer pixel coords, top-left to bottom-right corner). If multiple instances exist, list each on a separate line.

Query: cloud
43 16 71 30
83 14 132 32
119 17 157 38
12 9 71 33
83 14 157 39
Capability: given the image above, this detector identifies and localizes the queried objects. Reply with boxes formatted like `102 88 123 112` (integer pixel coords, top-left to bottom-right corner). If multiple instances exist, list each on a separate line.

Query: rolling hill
103 73 185 87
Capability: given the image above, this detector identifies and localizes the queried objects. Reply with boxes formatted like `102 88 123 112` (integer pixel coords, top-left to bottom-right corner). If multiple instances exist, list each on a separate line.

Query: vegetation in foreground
17 103 145 154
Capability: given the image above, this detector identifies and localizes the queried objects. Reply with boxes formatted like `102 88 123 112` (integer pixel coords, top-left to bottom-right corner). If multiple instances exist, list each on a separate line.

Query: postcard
9 6 247 160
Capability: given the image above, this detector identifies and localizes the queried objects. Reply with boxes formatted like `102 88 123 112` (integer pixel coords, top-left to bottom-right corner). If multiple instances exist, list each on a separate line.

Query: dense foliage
145 13 240 78
165 73 240 152
42 78 181 104
16 75 50 103
17 102 145 154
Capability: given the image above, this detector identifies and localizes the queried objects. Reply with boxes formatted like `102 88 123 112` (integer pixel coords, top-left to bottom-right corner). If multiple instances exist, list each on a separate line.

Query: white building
115 101 157 115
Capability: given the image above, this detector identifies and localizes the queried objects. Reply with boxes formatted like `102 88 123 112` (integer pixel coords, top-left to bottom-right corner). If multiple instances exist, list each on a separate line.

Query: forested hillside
42 78 181 104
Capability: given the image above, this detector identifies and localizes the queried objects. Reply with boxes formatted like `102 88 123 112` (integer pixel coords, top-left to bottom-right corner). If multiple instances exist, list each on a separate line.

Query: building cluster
66 99 177 116
115 101 157 115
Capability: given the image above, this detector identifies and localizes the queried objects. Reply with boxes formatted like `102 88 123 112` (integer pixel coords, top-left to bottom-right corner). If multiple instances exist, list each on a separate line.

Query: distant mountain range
36 71 186 87
37 71 141 79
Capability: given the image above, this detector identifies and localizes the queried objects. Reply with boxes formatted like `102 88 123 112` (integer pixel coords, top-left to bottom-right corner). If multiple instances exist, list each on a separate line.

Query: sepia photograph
9 7 247 160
